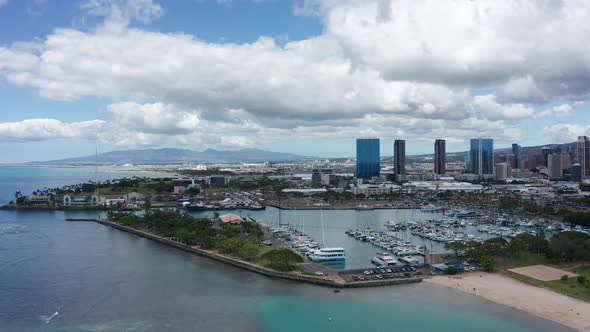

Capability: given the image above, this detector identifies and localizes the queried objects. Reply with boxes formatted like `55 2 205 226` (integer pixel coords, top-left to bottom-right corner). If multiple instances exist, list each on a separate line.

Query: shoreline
424 273 590 331
72 218 422 289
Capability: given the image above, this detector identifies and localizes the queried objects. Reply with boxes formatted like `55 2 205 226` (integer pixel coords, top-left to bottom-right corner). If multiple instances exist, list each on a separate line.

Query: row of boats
271 225 346 263
344 229 424 266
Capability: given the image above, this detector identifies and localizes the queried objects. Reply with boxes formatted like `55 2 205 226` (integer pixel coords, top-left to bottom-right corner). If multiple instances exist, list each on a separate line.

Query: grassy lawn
497 254 547 269
255 245 275 263
507 265 590 302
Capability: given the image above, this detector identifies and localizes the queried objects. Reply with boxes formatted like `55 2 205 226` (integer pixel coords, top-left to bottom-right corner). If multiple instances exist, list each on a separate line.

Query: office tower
547 154 562 180
394 139 406 176
312 168 333 186
434 139 446 175
495 162 512 180
468 138 494 177
528 148 544 170
511 143 520 169
560 153 572 171
577 136 590 178
356 139 380 180
572 163 582 182
505 154 515 168
542 147 554 167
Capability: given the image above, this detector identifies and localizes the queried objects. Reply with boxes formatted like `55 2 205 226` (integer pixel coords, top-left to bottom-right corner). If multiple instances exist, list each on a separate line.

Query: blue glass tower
511 143 520 169
468 138 494 176
356 139 380 180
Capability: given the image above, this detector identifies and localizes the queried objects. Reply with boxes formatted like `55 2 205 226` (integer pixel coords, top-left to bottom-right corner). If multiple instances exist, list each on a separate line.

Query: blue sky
0 0 589 163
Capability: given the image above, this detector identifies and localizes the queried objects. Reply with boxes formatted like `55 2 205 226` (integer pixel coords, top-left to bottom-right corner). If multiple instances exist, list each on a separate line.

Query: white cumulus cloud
0 119 106 142
0 0 589 148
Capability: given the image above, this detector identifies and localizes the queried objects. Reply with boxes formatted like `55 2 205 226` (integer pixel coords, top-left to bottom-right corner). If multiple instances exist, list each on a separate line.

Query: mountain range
29 141 578 165
30 148 315 165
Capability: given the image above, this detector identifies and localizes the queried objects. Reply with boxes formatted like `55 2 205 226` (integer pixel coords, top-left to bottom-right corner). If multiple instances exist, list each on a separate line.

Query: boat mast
278 195 282 226
320 209 326 248
95 144 100 213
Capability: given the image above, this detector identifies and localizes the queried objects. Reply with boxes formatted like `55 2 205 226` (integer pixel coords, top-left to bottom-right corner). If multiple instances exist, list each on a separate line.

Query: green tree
185 186 200 195
464 241 485 260
546 231 590 262
444 242 466 257
481 256 496 272
261 249 303 271
506 234 530 257
445 266 458 275
483 237 508 257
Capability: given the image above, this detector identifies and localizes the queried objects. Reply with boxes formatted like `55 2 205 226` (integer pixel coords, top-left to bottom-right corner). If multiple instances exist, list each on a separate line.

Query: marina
189 206 581 269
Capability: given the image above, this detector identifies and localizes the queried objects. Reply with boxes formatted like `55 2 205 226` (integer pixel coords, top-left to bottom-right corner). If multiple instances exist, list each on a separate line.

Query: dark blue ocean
0 166 573 331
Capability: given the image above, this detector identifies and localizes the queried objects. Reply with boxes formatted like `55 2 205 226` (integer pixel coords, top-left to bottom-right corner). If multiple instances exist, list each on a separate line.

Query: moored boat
309 247 346 262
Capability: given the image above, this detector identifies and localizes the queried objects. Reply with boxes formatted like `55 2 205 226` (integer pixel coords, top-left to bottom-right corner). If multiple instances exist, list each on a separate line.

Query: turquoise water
0 210 573 331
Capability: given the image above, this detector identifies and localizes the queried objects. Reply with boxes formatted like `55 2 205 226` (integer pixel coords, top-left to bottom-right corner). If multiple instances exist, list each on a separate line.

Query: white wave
40 311 58 324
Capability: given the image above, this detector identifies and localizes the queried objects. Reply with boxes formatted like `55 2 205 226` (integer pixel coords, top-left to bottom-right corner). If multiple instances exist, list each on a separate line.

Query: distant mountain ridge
28 141 578 165
30 148 315 165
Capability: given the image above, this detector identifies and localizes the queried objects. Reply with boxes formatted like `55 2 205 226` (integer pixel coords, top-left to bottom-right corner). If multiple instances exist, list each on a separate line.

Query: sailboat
308 209 346 263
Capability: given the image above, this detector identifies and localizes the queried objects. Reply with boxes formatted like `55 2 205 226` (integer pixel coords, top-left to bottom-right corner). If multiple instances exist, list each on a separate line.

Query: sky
0 0 589 163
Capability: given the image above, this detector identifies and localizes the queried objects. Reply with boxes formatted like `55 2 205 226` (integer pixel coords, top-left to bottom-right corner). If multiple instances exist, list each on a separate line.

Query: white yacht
309 247 346 262
371 253 399 266
421 204 442 212
399 256 420 265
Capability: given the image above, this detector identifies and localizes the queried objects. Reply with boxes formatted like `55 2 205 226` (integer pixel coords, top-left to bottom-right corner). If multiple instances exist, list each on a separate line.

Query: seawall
69 218 422 288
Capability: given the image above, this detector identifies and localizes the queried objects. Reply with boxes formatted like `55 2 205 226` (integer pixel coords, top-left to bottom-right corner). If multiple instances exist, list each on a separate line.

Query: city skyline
1 0 590 163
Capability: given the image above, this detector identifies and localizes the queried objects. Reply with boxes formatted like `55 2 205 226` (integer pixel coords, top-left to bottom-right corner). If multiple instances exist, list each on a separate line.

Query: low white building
281 188 327 195
352 184 400 196
409 181 483 192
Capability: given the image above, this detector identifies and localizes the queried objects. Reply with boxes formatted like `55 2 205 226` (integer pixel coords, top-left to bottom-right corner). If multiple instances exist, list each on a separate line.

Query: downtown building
467 138 494 177
356 138 380 180
434 139 446 175
528 148 545 170
495 162 512 180
511 143 520 169
394 139 406 178
578 136 590 179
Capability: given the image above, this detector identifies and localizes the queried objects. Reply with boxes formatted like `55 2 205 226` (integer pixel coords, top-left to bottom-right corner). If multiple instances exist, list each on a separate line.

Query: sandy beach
425 273 590 331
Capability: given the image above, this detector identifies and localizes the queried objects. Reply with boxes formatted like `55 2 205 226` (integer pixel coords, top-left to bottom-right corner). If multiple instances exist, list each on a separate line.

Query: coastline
424 273 590 331
74 218 422 289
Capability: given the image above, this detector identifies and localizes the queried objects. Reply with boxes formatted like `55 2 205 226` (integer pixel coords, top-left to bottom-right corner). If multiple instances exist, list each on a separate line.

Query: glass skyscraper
394 139 406 176
511 143 520 169
468 138 494 176
434 139 446 175
356 139 380 180
577 136 590 178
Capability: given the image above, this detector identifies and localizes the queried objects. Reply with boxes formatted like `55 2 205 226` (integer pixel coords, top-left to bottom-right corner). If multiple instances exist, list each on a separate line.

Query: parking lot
339 266 421 282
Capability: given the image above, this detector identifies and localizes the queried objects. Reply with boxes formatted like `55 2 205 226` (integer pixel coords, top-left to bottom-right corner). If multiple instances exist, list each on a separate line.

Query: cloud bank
0 0 588 147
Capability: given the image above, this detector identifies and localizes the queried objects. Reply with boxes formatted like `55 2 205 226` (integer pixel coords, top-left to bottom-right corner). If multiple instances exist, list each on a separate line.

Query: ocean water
0 165 173 205
0 166 574 331
0 210 573 331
